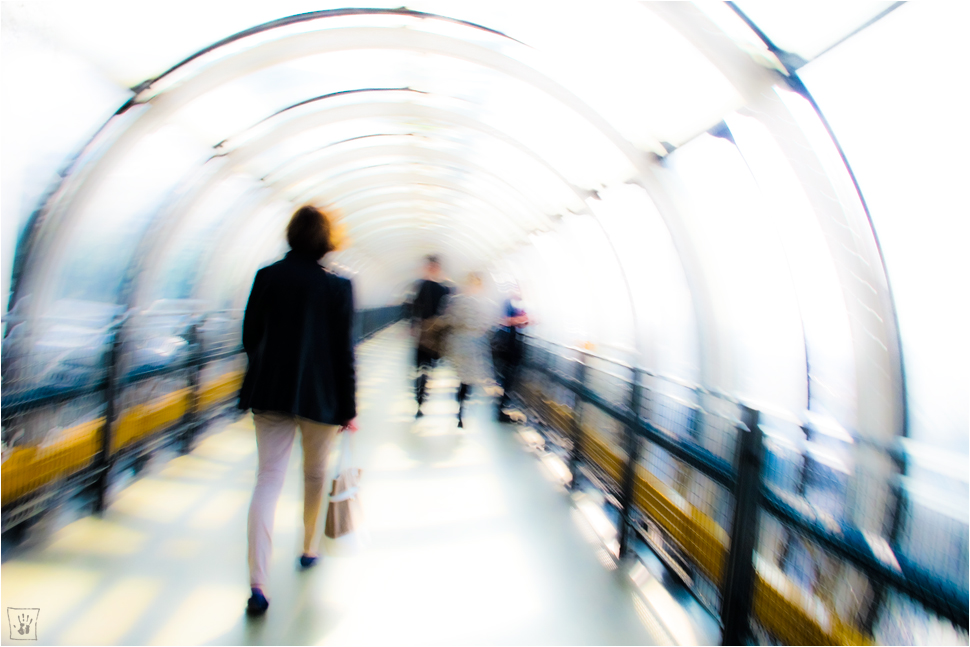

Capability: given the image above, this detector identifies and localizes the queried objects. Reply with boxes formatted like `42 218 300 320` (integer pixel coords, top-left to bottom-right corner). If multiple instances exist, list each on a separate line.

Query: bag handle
335 429 354 475
329 484 359 503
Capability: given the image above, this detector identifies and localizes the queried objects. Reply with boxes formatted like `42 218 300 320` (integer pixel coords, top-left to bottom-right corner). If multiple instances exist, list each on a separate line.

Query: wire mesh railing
513 335 968 646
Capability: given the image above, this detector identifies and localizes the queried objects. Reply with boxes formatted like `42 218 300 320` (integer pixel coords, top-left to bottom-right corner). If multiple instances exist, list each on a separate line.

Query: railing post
618 373 643 559
567 355 587 490
721 404 763 646
95 323 124 513
862 433 908 633
179 320 203 454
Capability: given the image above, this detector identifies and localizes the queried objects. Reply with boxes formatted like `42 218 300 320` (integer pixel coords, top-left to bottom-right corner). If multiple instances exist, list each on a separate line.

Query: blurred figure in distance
493 287 529 422
410 254 451 417
441 272 496 428
237 205 357 617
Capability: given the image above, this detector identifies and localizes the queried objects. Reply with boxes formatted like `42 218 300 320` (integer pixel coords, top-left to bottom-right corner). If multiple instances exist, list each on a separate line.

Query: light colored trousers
248 412 339 589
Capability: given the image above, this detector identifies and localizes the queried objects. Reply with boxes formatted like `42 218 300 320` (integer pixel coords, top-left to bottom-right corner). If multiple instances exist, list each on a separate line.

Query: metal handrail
762 484 969 629
518 337 969 636
524 334 931 462
523 334 741 404
2 305 402 419
525 352 736 489
2 304 405 532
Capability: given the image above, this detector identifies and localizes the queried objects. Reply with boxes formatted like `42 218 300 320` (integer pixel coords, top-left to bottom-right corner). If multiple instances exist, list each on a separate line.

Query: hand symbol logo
7 609 38 640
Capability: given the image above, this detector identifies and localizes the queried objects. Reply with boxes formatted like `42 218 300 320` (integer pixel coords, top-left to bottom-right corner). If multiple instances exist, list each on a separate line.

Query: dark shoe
457 416 464 429
497 411 513 424
246 588 269 616
299 554 318 569
415 407 424 419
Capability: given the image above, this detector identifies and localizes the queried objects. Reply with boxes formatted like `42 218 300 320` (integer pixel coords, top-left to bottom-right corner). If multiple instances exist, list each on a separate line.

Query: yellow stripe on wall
196 370 244 411
1 418 102 504
1 369 245 505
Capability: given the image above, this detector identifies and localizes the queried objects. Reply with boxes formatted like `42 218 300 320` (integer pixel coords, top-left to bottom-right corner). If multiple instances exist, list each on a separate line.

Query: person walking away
237 205 357 617
410 255 451 417
494 289 529 422
441 272 496 428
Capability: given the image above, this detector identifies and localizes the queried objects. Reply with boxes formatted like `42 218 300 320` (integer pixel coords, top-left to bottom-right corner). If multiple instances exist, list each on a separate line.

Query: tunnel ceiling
7 0 897 312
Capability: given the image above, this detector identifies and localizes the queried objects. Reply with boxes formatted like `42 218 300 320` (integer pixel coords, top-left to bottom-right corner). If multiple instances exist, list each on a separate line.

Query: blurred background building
1 1 967 645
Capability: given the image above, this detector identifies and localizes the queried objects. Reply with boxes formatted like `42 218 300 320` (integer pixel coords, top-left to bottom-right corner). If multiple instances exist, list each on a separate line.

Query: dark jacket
411 279 450 321
238 251 356 425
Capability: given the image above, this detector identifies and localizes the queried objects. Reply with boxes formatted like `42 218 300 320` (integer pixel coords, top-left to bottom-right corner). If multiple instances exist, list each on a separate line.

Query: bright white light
800 1 970 455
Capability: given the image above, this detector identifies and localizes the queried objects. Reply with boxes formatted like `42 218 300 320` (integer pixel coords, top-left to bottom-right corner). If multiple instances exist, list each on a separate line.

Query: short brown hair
286 205 334 259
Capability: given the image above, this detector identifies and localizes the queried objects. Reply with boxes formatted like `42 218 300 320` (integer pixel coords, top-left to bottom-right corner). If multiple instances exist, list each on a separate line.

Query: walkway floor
1 324 659 645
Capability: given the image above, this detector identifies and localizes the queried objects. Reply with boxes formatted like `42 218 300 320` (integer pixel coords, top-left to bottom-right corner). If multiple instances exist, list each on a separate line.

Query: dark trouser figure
457 383 470 428
495 342 523 421
415 346 436 416
497 360 519 410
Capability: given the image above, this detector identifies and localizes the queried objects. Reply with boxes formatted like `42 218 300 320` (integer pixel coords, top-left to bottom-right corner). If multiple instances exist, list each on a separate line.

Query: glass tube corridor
2 2 967 645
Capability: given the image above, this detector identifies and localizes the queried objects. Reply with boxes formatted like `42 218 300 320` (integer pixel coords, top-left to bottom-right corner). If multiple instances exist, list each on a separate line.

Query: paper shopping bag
323 431 368 555
324 466 362 539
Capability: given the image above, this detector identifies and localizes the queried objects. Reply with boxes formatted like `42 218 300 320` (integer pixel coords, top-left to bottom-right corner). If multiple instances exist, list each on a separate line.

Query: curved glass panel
200 74 637 190
559 213 637 356
420 0 744 147
799 1 969 455
1 26 132 305
726 111 856 431
142 170 262 305
591 183 700 382
49 124 210 305
665 134 807 413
